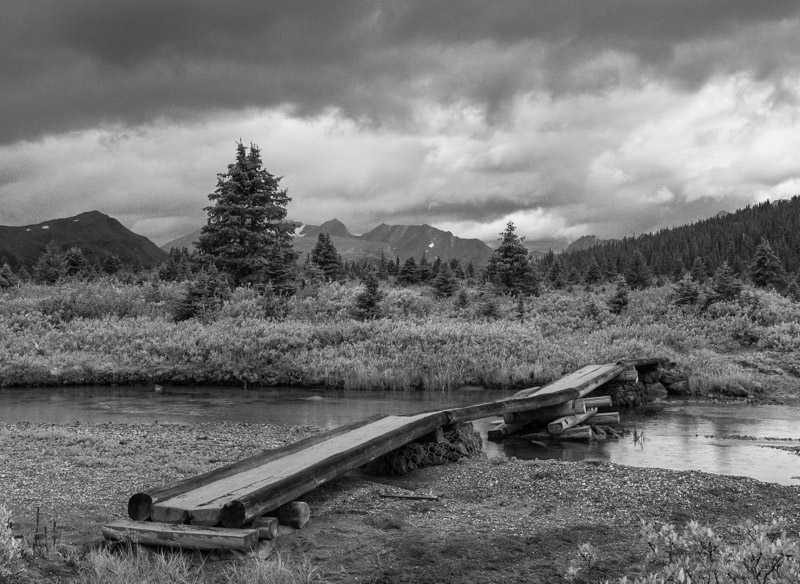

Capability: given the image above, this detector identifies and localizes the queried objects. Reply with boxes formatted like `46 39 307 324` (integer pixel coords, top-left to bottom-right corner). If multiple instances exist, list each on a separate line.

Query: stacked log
483 359 658 443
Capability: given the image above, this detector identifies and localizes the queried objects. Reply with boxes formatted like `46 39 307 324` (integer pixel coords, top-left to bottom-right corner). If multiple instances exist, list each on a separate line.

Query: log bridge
104 358 659 550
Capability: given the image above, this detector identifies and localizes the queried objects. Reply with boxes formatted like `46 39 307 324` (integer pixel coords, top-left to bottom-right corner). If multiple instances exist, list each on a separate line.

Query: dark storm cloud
3 1 800 145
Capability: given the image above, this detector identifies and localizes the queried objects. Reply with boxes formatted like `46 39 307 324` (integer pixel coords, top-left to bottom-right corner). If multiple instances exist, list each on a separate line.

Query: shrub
566 518 800 583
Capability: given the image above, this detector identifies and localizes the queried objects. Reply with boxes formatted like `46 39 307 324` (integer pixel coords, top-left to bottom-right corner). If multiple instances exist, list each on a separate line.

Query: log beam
101 520 258 551
548 408 598 435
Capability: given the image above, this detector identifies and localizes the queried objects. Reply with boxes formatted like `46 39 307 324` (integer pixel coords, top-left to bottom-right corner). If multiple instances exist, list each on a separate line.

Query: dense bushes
1 278 798 390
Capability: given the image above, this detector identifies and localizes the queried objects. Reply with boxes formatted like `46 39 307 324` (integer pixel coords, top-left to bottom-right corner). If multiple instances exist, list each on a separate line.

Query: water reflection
1 387 799 485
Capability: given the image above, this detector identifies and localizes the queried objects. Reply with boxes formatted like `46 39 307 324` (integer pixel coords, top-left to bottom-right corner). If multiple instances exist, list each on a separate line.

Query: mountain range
163 219 499 266
0 211 167 269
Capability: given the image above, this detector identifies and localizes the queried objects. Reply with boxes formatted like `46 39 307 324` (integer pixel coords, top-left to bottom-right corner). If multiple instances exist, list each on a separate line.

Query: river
2 386 799 486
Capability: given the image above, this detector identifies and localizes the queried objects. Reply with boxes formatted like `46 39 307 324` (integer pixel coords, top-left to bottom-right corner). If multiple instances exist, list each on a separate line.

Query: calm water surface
2 386 799 486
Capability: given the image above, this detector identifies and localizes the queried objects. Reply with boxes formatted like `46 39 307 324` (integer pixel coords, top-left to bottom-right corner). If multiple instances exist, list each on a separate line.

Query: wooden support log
101 519 258 551
128 414 386 521
503 400 586 424
487 421 532 440
523 426 594 441
417 426 445 444
592 425 607 439
579 396 613 409
251 517 279 540
442 387 579 425
274 502 310 529
613 367 638 382
548 408 598 435
590 412 620 425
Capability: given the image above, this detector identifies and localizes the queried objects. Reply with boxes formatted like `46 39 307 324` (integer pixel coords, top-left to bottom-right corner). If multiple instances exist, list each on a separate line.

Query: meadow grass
1 279 798 394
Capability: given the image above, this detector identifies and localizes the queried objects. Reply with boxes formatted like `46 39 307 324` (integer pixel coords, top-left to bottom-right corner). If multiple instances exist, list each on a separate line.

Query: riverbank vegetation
1 275 798 395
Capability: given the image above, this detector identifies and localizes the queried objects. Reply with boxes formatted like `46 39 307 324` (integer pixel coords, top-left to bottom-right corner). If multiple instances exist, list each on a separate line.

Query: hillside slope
0 211 168 268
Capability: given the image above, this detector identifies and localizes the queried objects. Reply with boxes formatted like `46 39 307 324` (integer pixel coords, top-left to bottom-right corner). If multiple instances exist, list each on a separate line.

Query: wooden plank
547 408 598 435
128 414 386 521
217 410 453 527
152 411 449 526
101 519 258 551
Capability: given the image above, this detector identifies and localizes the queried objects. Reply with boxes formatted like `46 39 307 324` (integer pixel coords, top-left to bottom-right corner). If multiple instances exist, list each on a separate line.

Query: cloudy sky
3 1 800 245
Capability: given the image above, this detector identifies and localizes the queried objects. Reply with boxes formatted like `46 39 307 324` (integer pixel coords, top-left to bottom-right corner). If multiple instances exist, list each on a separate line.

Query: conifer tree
624 250 651 290
690 256 708 283
672 273 700 306
64 247 89 277
607 277 630 315
585 259 603 284
0 263 18 288
34 241 67 284
449 258 465 279
453 288 469 310
711 261 742 302
398 257 420 285
432 264 459 298
310 233 342 281
485 222 539 296
173 266 231 322
748 238 786 290
102 254 122 275
418 253 433 282
352 270 384 320
197 141 297 292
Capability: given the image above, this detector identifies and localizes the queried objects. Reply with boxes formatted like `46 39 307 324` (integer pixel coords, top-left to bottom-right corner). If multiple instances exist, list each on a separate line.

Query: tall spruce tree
432 263 459 298
748 238 786 290
711 261 742 302
197 141 297 291
624 250 651 290
310 233 342 281
485 222 539 296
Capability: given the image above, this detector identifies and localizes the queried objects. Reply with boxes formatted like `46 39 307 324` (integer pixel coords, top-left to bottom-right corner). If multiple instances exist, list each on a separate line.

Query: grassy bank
1 279 799 394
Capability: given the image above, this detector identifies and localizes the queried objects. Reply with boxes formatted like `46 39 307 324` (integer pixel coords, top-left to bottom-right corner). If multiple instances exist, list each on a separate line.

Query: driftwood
379 493 439 501
524 426 594 441
548 408 598 435
101 519 258 551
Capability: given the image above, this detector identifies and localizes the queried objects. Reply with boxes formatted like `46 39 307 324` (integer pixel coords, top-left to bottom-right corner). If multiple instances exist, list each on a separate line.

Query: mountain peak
298 218 352 239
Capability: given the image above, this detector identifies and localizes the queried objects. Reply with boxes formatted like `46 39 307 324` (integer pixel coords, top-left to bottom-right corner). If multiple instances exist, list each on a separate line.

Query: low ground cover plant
567 518 800 583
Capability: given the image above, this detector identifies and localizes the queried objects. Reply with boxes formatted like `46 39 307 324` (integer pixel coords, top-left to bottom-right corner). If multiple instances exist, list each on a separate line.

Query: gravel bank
3 421 800 583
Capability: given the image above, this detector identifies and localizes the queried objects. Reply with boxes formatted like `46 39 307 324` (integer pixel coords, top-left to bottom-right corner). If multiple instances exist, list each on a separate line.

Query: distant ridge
0 211 168 269
164 219 495 266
